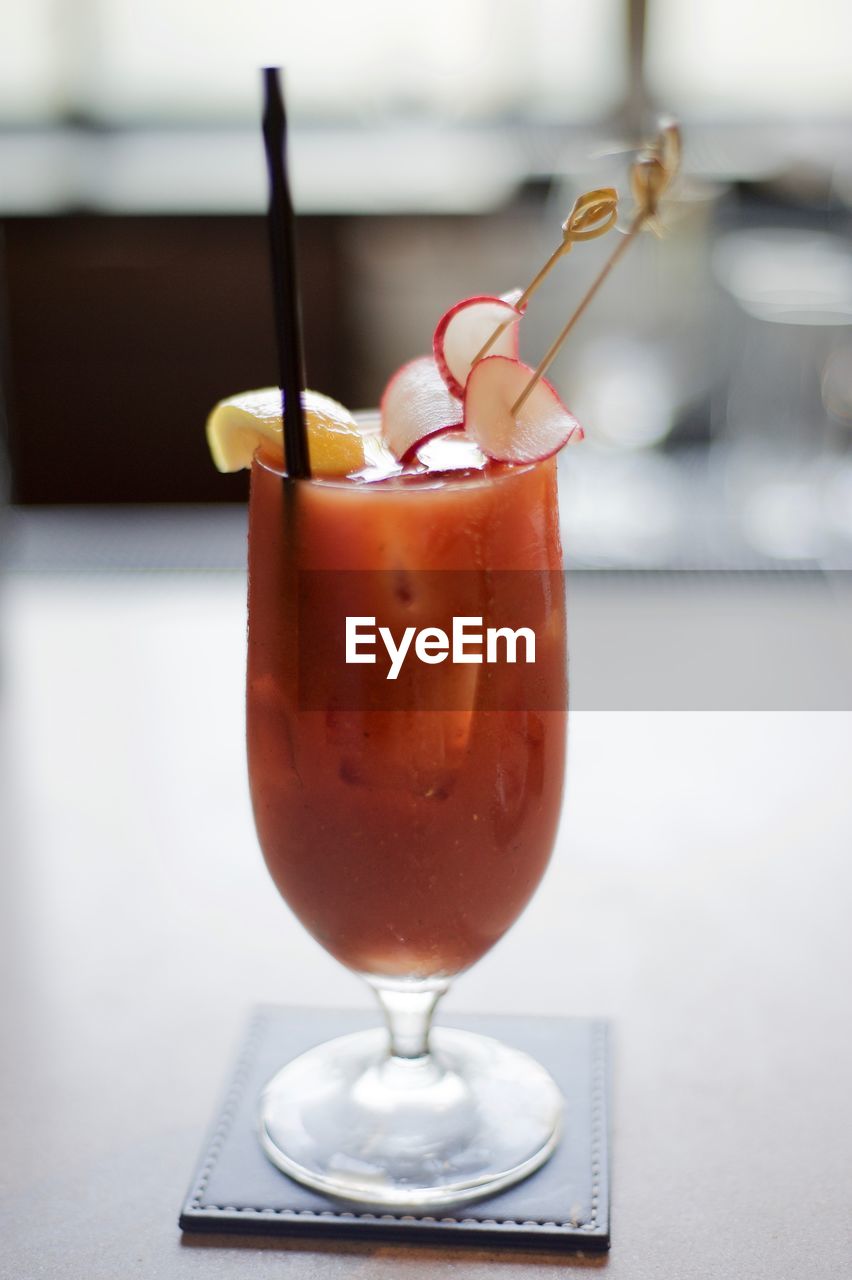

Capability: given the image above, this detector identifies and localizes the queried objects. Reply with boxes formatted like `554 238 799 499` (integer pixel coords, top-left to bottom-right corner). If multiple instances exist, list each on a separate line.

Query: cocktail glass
247 423 567 1207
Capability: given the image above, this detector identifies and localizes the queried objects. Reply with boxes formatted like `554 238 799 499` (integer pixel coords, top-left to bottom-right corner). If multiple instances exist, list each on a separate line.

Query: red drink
247 444 566 981
208 111 676 1207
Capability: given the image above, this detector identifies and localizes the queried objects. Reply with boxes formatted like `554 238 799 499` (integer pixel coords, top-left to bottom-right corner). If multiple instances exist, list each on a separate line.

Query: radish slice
380 355 462 461
463 356 584 464
414 430 487 474
500 287 525 308
433 295 521 399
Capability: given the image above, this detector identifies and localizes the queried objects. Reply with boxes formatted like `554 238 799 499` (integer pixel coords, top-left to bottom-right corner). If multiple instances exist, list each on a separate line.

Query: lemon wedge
206 388 365 476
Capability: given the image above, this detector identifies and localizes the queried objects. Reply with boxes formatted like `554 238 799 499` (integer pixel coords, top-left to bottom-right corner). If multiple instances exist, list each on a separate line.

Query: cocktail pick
261 66 311 480
511 119 682 417
472 187 619 365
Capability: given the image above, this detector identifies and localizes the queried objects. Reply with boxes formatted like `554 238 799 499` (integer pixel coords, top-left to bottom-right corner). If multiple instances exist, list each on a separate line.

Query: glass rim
252 409 547 492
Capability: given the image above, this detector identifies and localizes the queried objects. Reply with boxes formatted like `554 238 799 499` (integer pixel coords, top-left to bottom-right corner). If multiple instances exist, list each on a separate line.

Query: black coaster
179 1006 610 1252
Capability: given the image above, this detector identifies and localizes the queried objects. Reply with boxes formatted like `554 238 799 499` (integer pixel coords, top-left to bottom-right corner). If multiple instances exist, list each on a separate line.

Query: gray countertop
1 531 851 1277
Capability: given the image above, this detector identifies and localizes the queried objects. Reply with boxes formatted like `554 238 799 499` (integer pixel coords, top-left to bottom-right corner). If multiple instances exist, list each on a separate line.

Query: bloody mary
246 437 567 981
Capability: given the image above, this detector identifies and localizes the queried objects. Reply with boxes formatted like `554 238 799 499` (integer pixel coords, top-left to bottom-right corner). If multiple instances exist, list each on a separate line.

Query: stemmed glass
246 427 567 1207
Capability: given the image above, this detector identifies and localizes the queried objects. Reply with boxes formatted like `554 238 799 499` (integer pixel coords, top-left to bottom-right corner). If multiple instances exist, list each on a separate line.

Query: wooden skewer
511 210 644 416
472 187 618 365
512 124 681 417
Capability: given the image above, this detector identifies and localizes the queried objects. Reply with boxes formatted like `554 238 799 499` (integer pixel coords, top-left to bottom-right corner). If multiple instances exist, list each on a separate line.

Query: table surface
2 555 851 1279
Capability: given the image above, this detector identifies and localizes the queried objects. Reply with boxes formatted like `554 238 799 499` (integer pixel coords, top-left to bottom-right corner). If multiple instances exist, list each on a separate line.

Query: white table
2 563 851 1279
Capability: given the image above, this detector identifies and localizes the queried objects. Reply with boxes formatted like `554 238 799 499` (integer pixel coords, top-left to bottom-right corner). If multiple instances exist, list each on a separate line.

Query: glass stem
369 978 450 1060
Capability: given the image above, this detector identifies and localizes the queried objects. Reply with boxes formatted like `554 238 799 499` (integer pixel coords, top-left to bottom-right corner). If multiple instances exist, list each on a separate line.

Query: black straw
261 67 310 480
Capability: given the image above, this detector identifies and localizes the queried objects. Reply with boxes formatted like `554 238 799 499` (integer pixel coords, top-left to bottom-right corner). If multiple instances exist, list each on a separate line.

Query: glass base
259 1026 563 1209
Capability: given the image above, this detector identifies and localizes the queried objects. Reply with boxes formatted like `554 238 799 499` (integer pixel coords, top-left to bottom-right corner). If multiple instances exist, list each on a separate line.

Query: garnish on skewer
464 357 584 464
433 294 522 399
511 120 681 418
431 188 618 401
472 187 619 365
464 119 681 462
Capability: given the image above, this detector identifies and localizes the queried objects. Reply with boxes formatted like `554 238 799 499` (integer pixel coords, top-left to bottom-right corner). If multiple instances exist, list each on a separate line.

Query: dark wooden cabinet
1 214 349 503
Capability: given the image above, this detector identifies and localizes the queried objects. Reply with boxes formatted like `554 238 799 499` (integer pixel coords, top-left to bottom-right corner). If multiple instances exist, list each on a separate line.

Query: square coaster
179 1006 610 1251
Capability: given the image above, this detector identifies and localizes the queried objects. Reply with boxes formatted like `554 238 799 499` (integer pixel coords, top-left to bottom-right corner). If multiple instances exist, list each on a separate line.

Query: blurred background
1 0 852 569
3 13 852 1272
